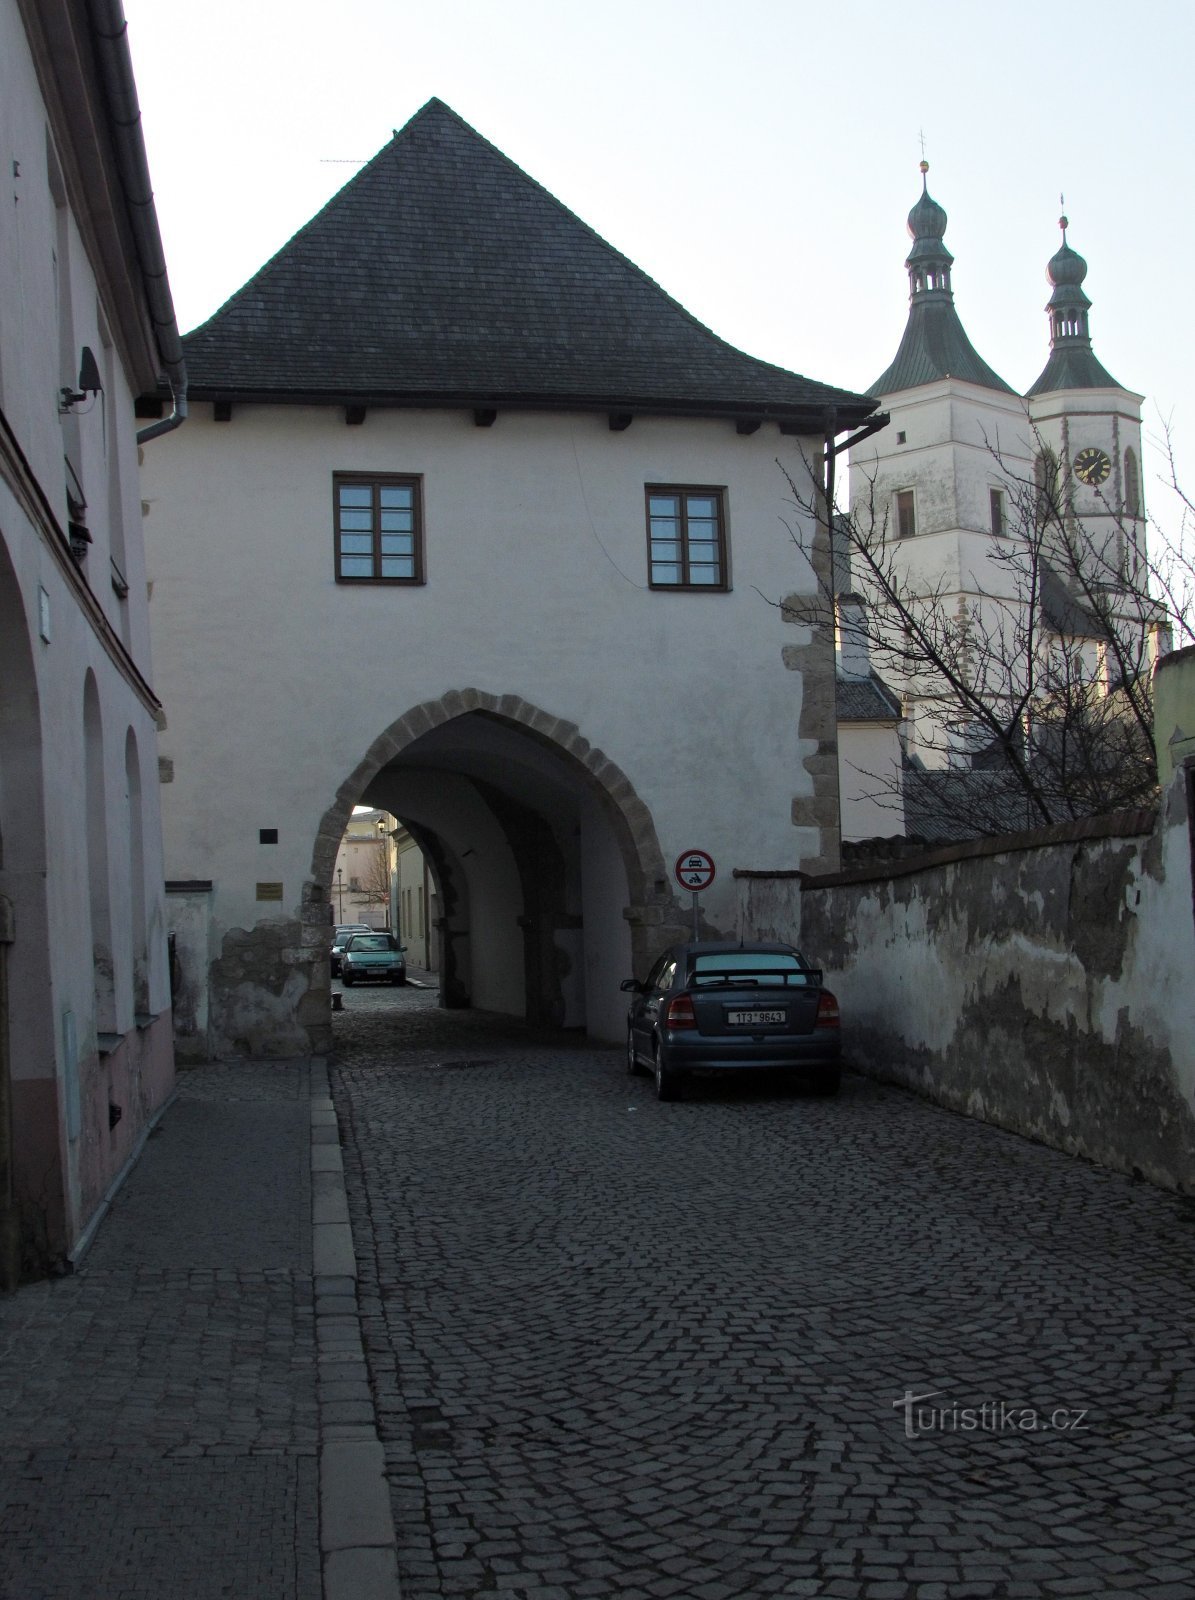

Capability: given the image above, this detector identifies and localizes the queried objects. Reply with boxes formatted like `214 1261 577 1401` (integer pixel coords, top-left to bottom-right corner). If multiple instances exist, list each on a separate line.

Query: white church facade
842 163 1149 841
141 100 879 1060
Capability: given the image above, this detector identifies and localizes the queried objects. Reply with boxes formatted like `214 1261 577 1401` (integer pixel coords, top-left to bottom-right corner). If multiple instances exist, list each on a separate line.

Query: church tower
847 163 1032 770
1026 213 1146 576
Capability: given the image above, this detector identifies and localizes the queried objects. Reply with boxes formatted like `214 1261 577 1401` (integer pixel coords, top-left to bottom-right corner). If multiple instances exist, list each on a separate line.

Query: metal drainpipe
85 0 188 443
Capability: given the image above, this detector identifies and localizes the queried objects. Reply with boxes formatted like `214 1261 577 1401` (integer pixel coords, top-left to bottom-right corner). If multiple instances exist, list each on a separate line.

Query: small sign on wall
256 882 284 902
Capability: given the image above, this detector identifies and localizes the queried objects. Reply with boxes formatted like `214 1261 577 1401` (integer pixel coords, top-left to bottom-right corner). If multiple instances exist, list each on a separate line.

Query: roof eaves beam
825 412 890 460
473 408 497 427
608 413 633 432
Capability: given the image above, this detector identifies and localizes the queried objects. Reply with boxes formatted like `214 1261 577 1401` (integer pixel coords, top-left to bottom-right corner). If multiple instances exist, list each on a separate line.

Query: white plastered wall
142 404 831 1049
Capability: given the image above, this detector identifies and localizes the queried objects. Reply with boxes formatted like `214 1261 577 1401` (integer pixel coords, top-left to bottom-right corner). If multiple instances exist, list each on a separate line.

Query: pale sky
122 0 1194 529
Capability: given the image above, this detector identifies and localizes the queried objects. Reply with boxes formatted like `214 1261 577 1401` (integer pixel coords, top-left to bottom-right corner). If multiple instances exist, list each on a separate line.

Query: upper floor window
646 487 728 590
1124 447 1142 518
896 489 916 540
1034 450 1059 524
335 473 424 583
989 488 1005 537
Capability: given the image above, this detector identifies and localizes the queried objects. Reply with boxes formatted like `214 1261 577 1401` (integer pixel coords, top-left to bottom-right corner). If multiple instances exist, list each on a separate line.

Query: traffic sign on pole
674 850 716 892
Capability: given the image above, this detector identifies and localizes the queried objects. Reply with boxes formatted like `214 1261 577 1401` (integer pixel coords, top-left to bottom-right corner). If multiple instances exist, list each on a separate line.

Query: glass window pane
649 496 680 517
379 485 413 507
340 556 374 578
687 518 718 541
338 509 373 532
650 520 679 542
339 533 374 555
339 485 371 507
685 497 717 518
381 534 414 555
689 565 721 584
650 540 680 563
380 510 412 531
652 563 681 584
381 557 415 578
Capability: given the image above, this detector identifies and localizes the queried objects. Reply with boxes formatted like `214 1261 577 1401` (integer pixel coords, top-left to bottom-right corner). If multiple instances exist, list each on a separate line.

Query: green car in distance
340 933 407 986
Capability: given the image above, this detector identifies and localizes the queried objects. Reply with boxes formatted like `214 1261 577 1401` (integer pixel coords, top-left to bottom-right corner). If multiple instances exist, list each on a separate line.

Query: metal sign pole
692 890 699 941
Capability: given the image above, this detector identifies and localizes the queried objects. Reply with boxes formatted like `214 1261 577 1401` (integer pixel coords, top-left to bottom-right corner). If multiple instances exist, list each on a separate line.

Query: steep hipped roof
869 301 1016 396
869 166 1014 398
182 100 876 428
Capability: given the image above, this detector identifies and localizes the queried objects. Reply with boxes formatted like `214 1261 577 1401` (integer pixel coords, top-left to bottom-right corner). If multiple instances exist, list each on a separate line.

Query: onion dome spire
905 160 953 300
869 162 1013 397
1026 210 1119 394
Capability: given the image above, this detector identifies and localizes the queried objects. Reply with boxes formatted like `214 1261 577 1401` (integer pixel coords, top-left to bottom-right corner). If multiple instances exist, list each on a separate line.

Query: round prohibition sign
675 849 716 892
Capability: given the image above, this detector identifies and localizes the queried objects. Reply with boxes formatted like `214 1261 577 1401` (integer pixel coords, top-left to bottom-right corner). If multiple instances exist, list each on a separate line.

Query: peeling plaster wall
799 782 1195 1193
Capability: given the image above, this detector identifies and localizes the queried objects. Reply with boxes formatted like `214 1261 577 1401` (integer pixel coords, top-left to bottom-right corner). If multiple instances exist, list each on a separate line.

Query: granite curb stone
312 1063 401 1600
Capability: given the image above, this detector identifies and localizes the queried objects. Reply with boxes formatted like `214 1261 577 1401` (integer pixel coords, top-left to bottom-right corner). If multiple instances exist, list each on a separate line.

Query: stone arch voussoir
306 689 667 909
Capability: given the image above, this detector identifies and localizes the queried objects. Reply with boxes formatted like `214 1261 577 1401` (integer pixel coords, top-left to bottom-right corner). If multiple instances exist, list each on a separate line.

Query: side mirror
620 978 643 993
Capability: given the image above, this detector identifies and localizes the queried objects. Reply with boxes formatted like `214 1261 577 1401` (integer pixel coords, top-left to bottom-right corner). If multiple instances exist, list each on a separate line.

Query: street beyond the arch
8 983 1190 1597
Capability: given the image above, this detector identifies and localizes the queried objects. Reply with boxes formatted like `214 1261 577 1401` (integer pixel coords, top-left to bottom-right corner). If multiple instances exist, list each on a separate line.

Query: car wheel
654 1046 682 1102
812 1064 842 1096
342 973 354 987
626 1026 644 1076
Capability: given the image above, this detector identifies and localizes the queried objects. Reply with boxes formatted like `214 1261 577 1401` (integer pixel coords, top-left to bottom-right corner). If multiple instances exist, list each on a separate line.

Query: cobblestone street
333 986 1195 1600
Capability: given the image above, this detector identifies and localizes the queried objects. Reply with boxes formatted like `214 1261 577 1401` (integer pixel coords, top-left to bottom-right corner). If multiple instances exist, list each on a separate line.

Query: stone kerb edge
310 1060 401 1600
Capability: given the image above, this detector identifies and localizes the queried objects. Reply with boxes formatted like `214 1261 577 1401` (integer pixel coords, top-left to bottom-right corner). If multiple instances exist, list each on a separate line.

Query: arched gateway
301 691 678 1053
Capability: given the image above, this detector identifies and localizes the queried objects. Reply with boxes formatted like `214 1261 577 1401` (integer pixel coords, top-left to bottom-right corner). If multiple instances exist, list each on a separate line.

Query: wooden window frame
645 484 730 592
896 489 916 540
989 487 1006 537
334 472 425 585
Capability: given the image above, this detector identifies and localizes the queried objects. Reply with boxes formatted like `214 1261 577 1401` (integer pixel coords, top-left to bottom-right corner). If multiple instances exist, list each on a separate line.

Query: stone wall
773 772 1195 1194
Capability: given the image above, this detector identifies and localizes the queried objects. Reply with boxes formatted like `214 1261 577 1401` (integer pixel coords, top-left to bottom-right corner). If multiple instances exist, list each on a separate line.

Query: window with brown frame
896 489 916 540
334 473 424 583
989 487 1005 536
646 486 728 590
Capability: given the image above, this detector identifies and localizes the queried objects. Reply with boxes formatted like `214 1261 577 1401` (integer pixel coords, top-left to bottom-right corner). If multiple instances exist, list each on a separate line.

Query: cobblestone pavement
332 986 1195 1600
0 1063 321 1600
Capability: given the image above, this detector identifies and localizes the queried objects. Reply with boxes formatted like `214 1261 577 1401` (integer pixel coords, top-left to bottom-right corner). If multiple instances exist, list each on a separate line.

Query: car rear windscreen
691 952 812 985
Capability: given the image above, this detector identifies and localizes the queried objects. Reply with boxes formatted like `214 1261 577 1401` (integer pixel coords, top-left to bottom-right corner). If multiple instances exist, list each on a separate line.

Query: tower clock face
1073 446 1111 486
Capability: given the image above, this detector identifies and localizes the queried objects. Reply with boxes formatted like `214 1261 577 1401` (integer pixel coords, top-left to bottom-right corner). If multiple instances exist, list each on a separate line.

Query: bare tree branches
781 423 1188 839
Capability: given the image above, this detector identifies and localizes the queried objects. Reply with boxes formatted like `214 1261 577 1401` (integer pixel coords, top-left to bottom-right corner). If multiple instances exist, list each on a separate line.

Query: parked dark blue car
622 941 841 1101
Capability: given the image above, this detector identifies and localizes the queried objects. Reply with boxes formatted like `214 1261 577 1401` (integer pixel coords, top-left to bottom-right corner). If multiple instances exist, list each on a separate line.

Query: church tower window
989 489 1005 537
1124 447 1141 517
896 490 916 539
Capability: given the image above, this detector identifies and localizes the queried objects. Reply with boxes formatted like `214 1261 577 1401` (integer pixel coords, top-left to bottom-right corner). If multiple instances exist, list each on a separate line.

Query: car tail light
665 994 697 1031
815 991 840 1029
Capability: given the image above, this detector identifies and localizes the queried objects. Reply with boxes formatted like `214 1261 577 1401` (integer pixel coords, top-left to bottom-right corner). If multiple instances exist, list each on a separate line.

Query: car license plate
727 1009 786 1026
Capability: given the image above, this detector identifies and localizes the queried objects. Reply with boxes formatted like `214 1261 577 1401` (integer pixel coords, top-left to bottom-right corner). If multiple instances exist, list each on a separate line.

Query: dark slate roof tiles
836 672 903 722
183 99 876 427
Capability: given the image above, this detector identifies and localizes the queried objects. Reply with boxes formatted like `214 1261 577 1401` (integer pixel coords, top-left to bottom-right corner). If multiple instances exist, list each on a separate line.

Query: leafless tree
356 837 393 919
782 425 1191 840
